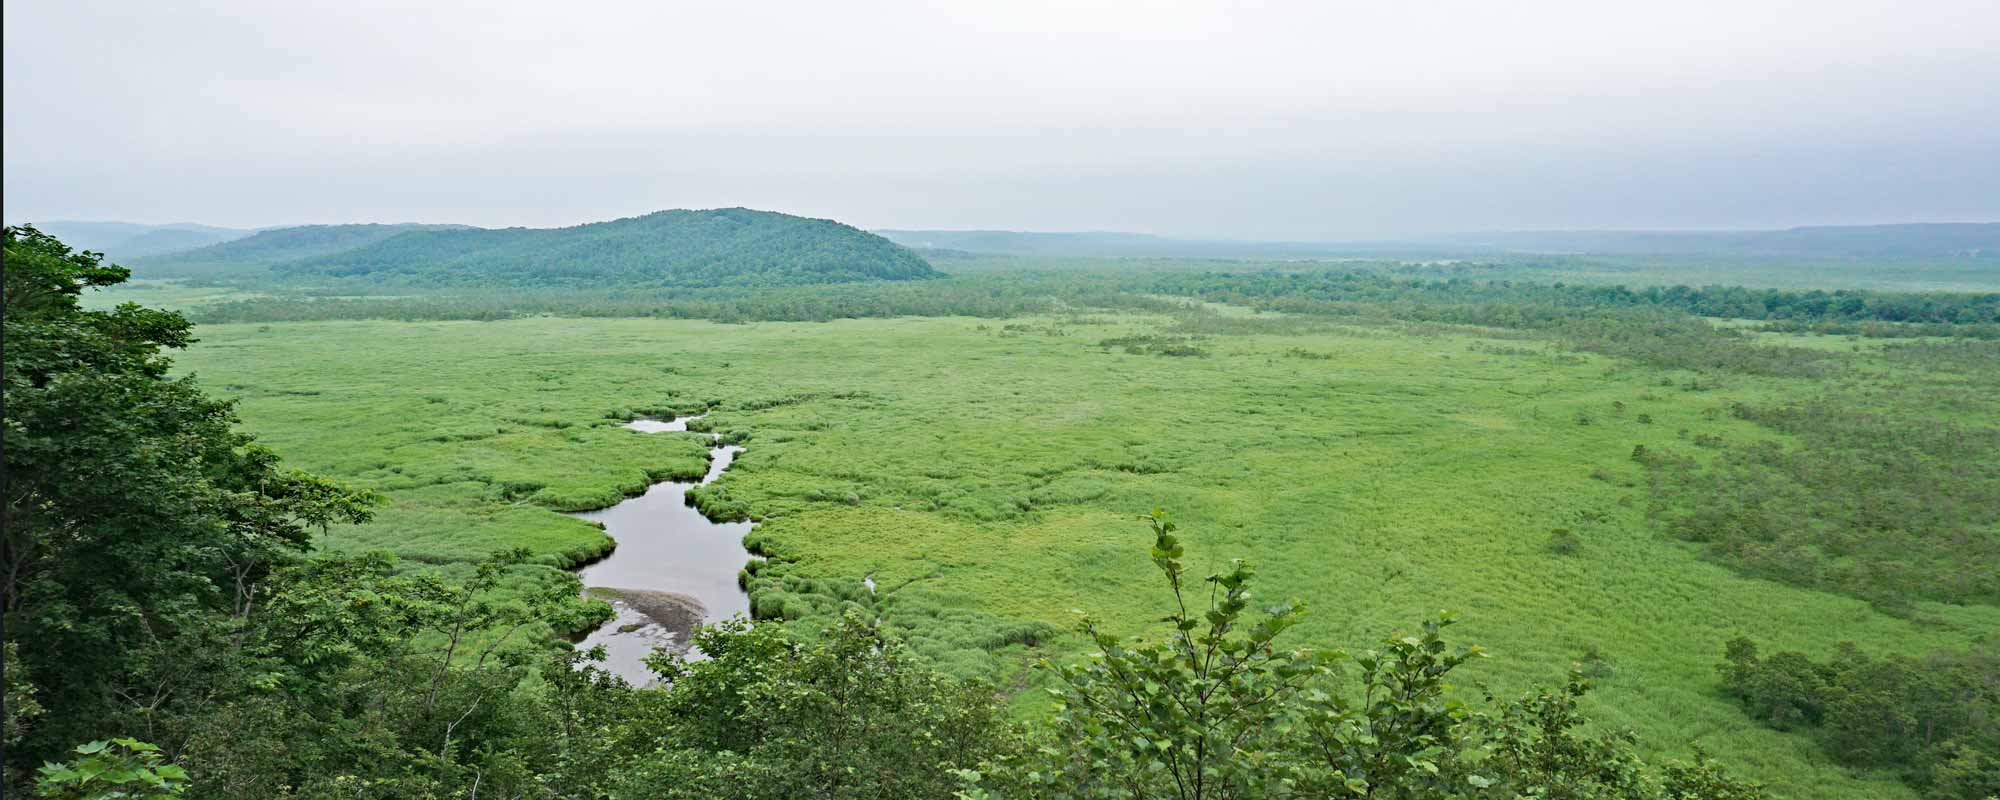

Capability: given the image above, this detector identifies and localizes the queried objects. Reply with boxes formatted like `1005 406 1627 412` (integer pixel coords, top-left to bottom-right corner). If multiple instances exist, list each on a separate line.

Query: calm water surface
568 415 753 684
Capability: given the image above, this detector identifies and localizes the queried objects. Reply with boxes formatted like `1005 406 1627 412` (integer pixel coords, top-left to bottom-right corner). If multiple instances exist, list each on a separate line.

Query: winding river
568 414 753 684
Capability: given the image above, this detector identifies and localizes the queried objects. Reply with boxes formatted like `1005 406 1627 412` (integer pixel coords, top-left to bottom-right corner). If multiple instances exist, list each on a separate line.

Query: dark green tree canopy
135 208 942 288
3 225 375 773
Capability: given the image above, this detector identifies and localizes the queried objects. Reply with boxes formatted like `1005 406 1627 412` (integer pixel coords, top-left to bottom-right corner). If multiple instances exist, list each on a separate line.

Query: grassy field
81 278 266 310
160 310 1995 800
931 253 2000 292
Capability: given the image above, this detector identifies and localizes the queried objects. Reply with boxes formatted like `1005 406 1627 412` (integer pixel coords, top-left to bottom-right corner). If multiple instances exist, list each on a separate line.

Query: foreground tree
533 613 1013 799
2 226 374 783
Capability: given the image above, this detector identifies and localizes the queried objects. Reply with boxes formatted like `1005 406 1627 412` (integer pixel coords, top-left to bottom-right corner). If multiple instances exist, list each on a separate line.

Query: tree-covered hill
276 208 941 289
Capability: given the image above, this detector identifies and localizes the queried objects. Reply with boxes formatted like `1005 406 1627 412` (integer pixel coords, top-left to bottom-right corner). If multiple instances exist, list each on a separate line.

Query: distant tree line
1148 271 2000 327
183 276 1181 325
179 262 2000 352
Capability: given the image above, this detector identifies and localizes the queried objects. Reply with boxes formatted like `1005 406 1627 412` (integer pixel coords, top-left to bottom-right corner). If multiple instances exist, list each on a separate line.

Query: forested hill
273 209 940 288
139 223 469 277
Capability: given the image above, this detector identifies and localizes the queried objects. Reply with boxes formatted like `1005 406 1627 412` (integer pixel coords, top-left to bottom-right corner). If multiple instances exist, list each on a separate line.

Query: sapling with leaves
1293 611 1487 798
35 739 189 799
978 509 1339 800
964 512 1768 800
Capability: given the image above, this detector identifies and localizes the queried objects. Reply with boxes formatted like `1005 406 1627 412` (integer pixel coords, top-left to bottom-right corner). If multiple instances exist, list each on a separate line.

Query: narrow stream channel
568 414 752 684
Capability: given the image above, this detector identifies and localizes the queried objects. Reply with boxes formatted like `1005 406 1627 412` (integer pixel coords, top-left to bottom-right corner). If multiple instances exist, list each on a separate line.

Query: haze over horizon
6 0 1998 239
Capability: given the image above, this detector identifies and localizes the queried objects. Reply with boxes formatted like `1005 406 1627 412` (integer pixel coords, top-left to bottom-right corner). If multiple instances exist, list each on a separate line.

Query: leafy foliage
3 225 377 761
148 550 603 798
534 614 1012 799
965 513 1769 800
1006 511 1334 798
5 643 46 786
35 739 189 800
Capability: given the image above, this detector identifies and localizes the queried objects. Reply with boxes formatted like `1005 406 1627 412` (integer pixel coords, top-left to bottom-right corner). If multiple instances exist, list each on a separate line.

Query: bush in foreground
961 511 1766 800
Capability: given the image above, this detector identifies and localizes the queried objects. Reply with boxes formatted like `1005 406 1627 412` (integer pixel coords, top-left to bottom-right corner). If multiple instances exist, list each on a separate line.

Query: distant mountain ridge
25 220 254 260
875 229 1364 259
879 223 2000 261
138 223 473 277
1421 223 2000 259
140 209 939 288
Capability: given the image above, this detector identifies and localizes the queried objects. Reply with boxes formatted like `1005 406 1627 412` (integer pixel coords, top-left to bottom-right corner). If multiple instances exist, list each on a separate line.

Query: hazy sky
5 0 1997 238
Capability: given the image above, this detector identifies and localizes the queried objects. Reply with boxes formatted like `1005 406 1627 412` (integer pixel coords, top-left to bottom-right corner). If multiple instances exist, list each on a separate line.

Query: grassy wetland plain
15 208 1992 799
131 285 1997 800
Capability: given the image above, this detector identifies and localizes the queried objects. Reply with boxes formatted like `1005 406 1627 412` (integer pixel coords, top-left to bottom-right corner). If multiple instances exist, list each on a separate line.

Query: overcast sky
5 0 1997 239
